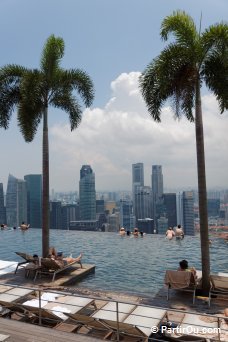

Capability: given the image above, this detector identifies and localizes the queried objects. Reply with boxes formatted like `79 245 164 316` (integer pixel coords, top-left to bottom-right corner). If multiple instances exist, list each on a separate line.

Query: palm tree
140 11 228 293
0 35 94 257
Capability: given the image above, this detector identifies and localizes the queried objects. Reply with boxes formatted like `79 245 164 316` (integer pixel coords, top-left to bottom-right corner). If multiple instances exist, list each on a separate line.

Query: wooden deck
0 318 100 342
0 263 95 288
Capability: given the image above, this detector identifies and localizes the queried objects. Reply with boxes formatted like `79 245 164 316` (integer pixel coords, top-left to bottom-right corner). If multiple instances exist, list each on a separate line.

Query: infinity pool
0 229 227 298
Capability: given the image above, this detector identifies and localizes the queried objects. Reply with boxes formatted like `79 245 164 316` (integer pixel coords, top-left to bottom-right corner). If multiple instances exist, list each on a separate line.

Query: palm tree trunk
42 106 49 257
195 79 210 293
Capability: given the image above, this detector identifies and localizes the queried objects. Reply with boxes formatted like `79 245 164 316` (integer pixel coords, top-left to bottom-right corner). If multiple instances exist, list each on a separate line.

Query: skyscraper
151 165 163 227
182 191 194 235
163 193 177 228
6 174 27 227
79 165 96 220
132 163 144 217
24 174 42 228
151 165 163 202
119 200 133 230
0 183 6 225
134 186 153 222
132 163 144 197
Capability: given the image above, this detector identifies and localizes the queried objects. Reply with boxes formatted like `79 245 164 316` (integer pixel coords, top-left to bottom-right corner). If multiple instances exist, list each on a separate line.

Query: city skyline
0 1 227 191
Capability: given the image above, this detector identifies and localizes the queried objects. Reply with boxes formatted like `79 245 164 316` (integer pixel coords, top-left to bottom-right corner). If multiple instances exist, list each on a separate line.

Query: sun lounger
0 287 34 307
14 252 35 274
208 274 228 307
34 257 82 282
91 303 167 341
122 305 167 339
164 270 200 304
65 312 112 337
21 299 62 327
177 313 220 341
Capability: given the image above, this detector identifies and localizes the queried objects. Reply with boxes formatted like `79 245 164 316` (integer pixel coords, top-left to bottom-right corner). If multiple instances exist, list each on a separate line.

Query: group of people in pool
166 225 184 240
119 227 145 237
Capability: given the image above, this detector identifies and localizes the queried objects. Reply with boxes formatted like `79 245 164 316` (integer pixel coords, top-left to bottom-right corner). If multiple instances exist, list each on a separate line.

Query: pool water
0 229 227 298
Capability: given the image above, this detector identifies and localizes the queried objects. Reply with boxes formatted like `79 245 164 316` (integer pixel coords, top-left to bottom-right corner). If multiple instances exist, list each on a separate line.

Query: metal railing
0 282 227 341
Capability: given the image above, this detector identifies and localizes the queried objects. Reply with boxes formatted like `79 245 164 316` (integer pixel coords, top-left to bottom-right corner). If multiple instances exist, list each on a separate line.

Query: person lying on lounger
48 246 82 267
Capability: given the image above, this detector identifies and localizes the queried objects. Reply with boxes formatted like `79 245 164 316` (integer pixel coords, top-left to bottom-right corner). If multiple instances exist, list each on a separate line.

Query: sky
0 0 227 192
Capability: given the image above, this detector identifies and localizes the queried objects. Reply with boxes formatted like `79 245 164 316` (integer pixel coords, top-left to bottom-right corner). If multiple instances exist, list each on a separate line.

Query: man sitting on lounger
48 247 82 267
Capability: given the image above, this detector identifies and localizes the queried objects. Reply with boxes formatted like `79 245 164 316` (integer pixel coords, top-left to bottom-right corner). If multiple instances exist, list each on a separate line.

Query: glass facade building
6 174 27 227
24 174 42 228
79 165 96 220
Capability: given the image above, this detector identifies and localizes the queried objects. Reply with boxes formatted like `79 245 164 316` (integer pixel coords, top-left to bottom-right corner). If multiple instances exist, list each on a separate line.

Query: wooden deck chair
164 270 200 304
34 257 82 282
122 305 167 340
64 312 113 337
178 313 220 341
21 303 62 327
15 252 34 274
208 274 228 307
0 288 36 314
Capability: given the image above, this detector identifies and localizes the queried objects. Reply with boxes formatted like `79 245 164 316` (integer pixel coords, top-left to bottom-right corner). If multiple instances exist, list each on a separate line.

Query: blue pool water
0 229 227 298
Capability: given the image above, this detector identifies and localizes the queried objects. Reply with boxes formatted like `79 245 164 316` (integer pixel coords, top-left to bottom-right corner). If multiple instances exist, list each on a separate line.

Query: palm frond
40 35 65 80
140 44 195 121
203 51 228 113
201 23 228 55
57 69 94 107
51 92 82 130
0 64 27 128
17 70 44 141
161 10 198 49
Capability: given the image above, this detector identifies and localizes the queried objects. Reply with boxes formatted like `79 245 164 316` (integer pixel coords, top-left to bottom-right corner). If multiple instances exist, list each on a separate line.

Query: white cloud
49 72 228 191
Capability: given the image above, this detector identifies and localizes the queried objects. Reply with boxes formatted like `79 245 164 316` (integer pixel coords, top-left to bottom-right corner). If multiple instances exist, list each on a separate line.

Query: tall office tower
24 174 42 228
96 200 105 214
183 191 194 235
207 199 220 217
79 165 96 220
17 179 27 226
6 174 27 227
163 193 177 228
119 200 133 230
134 186 153 223
61 204 79 230
151 165 163 227
0 183 6 225
132 163 144 214
176 192 183 227
50 201 62 229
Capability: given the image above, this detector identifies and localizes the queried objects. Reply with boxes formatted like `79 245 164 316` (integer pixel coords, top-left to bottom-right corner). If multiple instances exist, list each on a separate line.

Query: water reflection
0 229 227 297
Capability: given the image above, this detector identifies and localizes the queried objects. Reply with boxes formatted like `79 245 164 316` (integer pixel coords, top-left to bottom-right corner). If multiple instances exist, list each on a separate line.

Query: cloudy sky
0 0 227 192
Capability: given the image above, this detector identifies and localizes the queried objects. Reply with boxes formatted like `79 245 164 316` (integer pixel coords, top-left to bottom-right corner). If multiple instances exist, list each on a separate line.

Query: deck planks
0 318 100 342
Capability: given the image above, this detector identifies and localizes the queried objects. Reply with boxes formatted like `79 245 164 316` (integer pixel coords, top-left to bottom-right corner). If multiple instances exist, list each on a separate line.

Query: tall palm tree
140 11 228 292
0 35 94 257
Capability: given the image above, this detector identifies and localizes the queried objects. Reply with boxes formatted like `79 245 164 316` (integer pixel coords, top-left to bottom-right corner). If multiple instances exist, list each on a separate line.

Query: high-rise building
119 200 133 230
50 201 62 229
183 191 194 235
151 165 163 227
0 183 6 225
24 174 42 228
79 165 96 220
151 165 163 202
6 174 27 227
134 186 153 222
207 199 220 217
163 193 177 228
132 163 144 214
61 204 79 230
